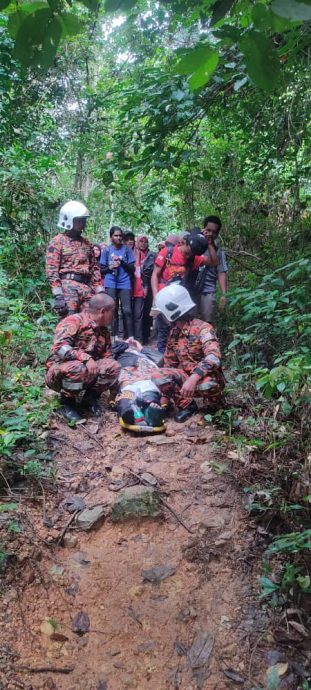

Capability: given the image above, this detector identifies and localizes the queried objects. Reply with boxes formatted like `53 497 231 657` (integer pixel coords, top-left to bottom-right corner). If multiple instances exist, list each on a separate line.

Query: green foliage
239 30 281 92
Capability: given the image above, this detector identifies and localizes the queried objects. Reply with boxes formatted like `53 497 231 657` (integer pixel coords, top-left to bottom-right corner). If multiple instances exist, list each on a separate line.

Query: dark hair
123 231 135 241
189 226 202 236
110 225 123 238
93 243 101 252
203 215 222 231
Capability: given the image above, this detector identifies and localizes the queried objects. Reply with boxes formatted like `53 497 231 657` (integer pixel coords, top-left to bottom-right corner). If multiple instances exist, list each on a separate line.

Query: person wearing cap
153 284 225 422
151 233 218 353
46 200 104 318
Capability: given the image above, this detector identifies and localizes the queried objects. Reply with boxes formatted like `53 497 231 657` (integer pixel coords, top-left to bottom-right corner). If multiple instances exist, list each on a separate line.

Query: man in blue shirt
100 226 135 337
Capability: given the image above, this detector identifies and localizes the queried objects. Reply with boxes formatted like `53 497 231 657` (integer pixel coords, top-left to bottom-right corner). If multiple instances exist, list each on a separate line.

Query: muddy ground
0 410 272 690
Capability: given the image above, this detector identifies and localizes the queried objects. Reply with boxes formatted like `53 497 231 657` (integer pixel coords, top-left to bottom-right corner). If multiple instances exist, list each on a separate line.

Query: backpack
141 251 156 284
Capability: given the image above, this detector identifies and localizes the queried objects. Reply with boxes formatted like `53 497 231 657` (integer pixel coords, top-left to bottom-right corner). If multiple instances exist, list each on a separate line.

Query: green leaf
252 3 294 31
60 13 84 37
260 576 279 594
177 43 212 75
78 0 100 10
13 8 62 68
105 0 136 12
239 30 281 92
271 0 311 21
210 0 235 26
189 50 219 89
0 502 17 512
176 44 218 90
267 665 280 690
214 24 240 42
0 0 12 8
297 574 310 590
7 3 47 38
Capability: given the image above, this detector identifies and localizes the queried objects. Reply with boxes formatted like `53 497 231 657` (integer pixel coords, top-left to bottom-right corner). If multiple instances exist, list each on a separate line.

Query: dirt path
1 411 268 690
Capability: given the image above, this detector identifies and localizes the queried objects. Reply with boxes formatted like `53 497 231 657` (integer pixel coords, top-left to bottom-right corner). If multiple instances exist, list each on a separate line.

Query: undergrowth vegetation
216 257 311 630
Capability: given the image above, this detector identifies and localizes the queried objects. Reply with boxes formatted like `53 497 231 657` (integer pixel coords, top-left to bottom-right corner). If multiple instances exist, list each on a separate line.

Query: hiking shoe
174 400 198 423
83 392 102 417
60 400 81 423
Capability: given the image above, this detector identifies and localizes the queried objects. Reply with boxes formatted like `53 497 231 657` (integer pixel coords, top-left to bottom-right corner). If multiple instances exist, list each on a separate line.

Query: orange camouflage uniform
117 319 224 410
46 233 103 314
45 311 120 399
154 318 225 409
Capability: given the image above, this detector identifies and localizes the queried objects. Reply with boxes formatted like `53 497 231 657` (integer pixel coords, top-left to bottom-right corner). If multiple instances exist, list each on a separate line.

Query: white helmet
154 284 196 323
58 200 90 230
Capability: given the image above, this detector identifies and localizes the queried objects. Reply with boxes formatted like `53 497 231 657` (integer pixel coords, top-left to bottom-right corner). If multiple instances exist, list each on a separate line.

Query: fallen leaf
142 564 176 584
187 631 214 669
223 668 245 684
288 621 308 637
71 611 90 635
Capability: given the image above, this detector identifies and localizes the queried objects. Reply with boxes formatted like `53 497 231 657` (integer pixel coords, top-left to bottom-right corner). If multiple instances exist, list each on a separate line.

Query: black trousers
133 296 144 342
142 288 153 345
106 288 133 338
156 313 171 353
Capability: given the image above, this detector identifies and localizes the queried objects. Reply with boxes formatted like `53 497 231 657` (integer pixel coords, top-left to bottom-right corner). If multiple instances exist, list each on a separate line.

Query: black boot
83 391 102 417
175 400 198 423
60 395 81 423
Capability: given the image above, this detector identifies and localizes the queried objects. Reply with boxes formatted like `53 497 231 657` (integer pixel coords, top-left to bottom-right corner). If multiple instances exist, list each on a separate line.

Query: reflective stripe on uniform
62 379 84 391
196 380 218 391
57 344 72 358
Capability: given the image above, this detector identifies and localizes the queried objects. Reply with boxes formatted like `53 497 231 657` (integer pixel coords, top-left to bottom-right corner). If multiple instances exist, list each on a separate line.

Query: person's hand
86 358 98 377
180 373 201 398
204 231 213 245
150 305 159 319
53 295 68 317
219 295 227 309
127 337 142 351
143 287 148 298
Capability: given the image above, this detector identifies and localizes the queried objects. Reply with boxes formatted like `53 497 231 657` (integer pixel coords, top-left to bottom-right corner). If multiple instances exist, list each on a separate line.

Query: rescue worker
46 200 104 318
151 233 218 352
153 284 225 422
45 293 120 422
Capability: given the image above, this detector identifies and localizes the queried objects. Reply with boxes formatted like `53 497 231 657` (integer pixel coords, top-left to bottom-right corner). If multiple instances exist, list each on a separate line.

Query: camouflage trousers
45 357 120 400
61 279 92 315
120 365 224 409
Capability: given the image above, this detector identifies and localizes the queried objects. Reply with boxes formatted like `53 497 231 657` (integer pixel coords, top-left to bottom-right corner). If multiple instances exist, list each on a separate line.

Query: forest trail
1 410 268 690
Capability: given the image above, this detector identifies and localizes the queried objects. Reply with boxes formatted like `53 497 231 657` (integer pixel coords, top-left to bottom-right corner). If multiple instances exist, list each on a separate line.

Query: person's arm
191 323 221 377
99 329 113 358
218 272 227 308
100 249 113 276
51 316 92 363
201 239 219 267
151 264 162 300
151 248 167 299
120 247 135 276
46 236 62 295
